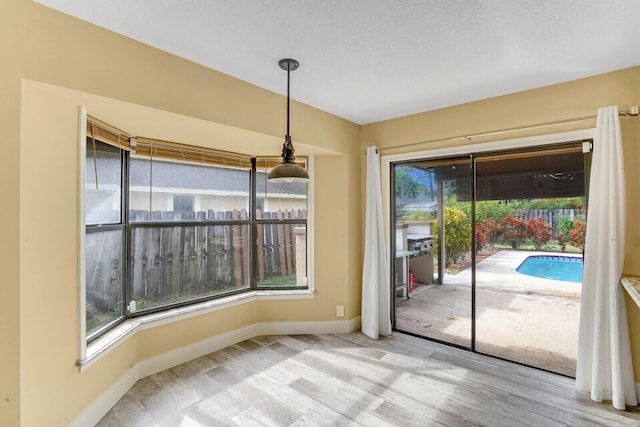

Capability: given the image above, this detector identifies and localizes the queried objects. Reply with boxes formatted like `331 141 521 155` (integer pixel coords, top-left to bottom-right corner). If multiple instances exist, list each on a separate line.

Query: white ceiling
35 0 640 125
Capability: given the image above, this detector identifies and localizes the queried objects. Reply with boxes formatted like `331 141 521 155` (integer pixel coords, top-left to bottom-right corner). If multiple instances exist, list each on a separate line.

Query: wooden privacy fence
129 209 249 304
87 208 306 313
516 208 584 236
256 209 305 283
85 230 123 326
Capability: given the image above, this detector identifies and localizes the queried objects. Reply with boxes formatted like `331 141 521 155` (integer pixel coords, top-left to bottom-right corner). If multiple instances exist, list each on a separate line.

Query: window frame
83 128 129 343
254 213 308 289
253 157 309 290
79 109 312 353
125 219 254 316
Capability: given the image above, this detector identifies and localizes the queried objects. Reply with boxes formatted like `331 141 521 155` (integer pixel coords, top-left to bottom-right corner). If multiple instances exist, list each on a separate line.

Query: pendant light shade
268 58 309 183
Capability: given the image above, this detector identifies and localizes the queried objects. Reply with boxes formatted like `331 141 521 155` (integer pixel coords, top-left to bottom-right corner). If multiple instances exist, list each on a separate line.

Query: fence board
277 210 287 275
195 212 207 291
256 209 265 280
263 211 275 277
85 230 122 317
100 208 305 311
232 209 243 286
241 209 249 283
206 209 221 290
169 214 183 296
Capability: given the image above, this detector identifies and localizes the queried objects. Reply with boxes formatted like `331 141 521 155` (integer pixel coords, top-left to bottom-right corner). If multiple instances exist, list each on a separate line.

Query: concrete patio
395 250 582 377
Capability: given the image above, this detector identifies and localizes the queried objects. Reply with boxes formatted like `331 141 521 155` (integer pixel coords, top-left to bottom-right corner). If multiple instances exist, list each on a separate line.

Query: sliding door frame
383 129 594 347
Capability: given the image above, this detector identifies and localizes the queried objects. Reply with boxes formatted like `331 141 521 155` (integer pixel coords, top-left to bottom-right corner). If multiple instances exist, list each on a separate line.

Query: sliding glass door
392 157 472 349
473 146 586 376
392 143 587 376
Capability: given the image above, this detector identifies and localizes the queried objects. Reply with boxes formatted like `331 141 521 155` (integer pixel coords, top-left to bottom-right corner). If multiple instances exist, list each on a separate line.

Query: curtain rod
368 105 639 154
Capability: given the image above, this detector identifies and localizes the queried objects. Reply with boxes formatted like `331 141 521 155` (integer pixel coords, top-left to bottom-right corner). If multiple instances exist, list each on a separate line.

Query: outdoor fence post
294 225 306 286
277 210 287 276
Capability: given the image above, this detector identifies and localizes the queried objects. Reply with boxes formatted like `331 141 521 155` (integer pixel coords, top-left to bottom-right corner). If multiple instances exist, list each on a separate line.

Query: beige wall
3 1 361 426
3 1 640 426
361 66 640 380
0 1 22 425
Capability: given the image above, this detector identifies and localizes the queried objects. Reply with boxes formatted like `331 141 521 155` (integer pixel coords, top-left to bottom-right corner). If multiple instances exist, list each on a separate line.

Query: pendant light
268 58 310 183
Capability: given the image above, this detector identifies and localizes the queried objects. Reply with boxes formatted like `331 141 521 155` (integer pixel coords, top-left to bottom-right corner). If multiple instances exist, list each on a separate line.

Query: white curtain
576 106 638 410
361 145 392 339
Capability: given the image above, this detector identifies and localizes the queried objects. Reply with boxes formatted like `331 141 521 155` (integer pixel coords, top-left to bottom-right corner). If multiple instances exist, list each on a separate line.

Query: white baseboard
70 318 359 427
137 323 260 379
348 315 361 332
70 365 140 427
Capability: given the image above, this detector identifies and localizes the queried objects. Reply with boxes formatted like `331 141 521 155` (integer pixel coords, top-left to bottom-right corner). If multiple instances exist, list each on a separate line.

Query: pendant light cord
286 65 291 137
268 58 309 182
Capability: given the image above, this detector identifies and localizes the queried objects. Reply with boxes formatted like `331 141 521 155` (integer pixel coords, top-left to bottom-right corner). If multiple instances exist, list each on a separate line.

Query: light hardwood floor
97 332 640 426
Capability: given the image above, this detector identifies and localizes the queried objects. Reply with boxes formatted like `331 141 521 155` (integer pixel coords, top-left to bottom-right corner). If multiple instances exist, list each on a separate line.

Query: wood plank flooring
97 332 640 426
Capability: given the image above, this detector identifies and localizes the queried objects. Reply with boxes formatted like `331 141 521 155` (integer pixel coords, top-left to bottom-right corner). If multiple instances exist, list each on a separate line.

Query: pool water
516 255 583 283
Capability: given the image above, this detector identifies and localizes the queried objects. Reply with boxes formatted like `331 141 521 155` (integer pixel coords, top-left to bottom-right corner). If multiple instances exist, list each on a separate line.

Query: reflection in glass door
392 143 586 377
392 157 472 349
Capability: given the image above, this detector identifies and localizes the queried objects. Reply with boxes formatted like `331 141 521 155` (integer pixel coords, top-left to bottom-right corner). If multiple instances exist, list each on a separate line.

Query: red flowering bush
527 217 552 250
499 215 528 249
555 233 567 252
569 219 586 252
478 219 501 247
475 224 487 253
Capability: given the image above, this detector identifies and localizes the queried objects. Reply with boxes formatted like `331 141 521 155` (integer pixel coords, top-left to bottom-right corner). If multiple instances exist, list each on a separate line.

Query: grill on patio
395 222 435 299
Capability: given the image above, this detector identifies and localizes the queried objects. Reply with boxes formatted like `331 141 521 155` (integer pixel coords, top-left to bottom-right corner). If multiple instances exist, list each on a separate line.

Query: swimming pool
516 255 583 283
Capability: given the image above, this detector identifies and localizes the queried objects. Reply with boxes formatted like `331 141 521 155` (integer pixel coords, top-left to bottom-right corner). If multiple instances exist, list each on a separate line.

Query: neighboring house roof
130 158 307 196
88 147 306 196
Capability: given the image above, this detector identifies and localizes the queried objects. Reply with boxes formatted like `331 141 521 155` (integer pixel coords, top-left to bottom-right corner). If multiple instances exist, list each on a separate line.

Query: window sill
622 276 640 309
78 289 314 371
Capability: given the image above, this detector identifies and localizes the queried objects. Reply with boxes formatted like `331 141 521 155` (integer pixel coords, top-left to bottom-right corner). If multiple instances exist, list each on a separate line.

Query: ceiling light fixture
268 58 309 183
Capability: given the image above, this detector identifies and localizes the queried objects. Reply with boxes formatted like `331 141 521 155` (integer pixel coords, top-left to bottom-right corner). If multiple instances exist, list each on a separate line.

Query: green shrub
555 215 575 252
523 197 585 210
473 200 525 223
557 215 575 236
433 207 471 266
401 210 434 222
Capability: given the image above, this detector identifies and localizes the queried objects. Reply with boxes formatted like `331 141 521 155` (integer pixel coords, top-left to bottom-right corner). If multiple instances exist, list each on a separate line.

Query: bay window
83 117 308 343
